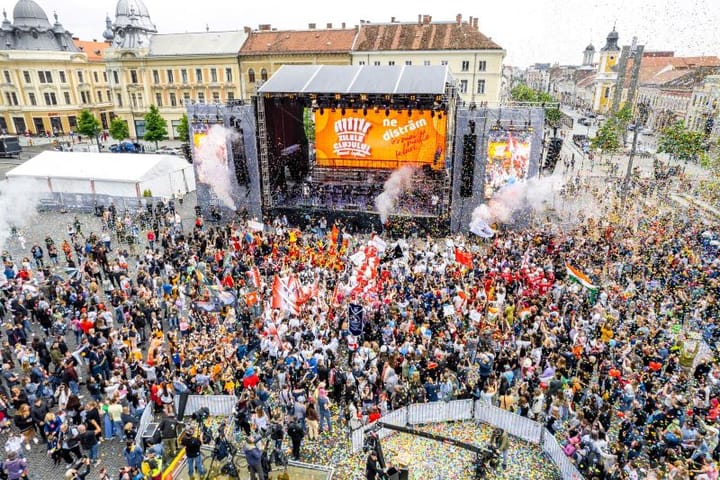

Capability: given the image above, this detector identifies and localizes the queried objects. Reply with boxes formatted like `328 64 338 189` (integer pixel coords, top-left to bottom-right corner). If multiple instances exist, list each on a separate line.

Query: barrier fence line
135 405 154 449
350 400 584 480
174 394 237 418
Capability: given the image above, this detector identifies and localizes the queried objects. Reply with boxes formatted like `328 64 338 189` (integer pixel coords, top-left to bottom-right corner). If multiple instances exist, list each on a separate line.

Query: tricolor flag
247 266 262 289
271 274 300 315
565 264 598 291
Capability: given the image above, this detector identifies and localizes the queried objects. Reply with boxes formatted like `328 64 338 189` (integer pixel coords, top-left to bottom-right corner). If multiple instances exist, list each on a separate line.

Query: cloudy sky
14 0 720 67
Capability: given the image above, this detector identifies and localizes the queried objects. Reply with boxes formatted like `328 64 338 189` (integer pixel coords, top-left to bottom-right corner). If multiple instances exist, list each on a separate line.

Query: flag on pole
454 248 473 269
565 264 598 291
247 266 262 289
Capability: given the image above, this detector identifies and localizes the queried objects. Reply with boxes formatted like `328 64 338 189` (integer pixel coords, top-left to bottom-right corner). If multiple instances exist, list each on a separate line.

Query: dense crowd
0 184 719 480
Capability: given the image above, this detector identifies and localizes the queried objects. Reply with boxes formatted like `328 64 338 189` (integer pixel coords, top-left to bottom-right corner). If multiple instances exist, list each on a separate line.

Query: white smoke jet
194 125 237 210
374 165 416 223
0 178 42 250
469 176 564 229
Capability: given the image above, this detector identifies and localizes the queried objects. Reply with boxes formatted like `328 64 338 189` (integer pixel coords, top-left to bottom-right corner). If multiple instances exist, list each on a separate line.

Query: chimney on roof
258 24 271 31
244 26 252 34
342 22 346 28
422 15 431 25
468 16 473 26
308 23 316 29
418 14 422 25
456 14 462 25
473 17 478 29
327 23 332 29
391 16 396 23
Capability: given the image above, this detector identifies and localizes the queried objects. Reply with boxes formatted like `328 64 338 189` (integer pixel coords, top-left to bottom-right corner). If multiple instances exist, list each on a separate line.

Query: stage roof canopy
257 65 453 95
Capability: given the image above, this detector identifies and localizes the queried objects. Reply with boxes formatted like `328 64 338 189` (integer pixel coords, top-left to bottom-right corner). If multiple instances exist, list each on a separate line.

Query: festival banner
484 128 532 198
314 109 447 170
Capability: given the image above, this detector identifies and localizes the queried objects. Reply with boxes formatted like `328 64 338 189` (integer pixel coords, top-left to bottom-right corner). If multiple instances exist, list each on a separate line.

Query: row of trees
509 83 562 127
76 107 190 149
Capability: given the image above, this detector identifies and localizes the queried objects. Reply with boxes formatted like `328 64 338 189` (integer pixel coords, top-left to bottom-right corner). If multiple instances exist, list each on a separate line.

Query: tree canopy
510 83 561 128
658 120 706 163
176 114 190 143
143 105 168 149
109 118 129 141
77 109 100 145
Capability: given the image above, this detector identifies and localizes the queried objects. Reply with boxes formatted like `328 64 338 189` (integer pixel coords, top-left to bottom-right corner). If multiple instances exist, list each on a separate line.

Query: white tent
5 151 196 199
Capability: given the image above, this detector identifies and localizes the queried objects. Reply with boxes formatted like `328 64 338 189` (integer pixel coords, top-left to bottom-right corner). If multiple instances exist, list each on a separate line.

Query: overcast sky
16 0 720 67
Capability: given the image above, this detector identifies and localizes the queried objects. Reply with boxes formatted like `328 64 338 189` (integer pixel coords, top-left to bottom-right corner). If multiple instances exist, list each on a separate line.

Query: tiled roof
353 22 502 51
148 31 248 56
240 29 356 55
72 39 109 61
626 56 720 88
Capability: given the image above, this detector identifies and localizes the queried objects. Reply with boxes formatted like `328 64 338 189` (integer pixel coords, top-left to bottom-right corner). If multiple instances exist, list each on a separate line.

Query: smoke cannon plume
375 166 416 223
0 179 42 249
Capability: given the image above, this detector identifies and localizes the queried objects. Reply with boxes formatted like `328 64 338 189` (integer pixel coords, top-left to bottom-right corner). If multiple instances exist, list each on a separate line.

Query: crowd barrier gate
135 405 155 449
350 400 584 480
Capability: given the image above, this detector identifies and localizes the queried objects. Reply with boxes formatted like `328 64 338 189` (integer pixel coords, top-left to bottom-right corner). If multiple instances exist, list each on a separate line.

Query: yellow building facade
592 28 621 113
0 0 113 135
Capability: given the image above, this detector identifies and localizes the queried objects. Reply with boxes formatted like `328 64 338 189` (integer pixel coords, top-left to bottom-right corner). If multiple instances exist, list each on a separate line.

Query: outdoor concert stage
189 65 546 233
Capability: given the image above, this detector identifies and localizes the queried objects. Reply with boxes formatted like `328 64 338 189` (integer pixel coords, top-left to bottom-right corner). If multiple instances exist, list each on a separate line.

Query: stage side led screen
484 129 532 198
314 109 447 170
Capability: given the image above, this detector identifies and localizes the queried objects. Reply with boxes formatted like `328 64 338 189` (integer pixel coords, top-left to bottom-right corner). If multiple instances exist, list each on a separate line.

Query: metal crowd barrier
349 400 584 480
135 406 154 449
174 394 237 417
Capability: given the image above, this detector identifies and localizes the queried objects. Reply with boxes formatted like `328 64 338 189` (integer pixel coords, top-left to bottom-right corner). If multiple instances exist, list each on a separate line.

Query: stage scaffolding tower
256 97 272 208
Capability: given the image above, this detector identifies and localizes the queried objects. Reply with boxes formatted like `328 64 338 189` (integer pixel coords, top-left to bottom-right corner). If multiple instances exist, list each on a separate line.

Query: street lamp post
621 102 649 207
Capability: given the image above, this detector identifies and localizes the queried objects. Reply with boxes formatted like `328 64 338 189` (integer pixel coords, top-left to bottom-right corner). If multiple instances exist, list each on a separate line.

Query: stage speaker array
544 137 563 172
460 131 477 198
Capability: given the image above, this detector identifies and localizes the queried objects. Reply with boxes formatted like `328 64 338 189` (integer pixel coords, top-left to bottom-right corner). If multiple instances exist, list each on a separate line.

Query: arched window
260 68 268 82
248 69 255 83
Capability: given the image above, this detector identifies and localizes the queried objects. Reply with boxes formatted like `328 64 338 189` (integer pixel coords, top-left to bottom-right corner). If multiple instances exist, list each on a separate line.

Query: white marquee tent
5 151 196 201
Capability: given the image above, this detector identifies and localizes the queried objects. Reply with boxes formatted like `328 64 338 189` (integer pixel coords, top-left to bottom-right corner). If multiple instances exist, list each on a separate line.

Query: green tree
658 120 706 163
108 118 130 141
176 114 190 142
591 117 622 157
510 83 561 128
510 83 539 102
143 105 168 149
77 109 101 146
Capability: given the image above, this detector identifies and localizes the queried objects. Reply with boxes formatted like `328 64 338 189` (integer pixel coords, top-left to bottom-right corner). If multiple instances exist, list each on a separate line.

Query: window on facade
476 79 486 94
441 60 448 66
167 70 174 84
169 92 177 107
68 116 76 128
38 71 46 83
80 91 88 104
3 71 10 83
248 69 255 83
22 71 30 83
112 71 119 84
373 61 380 66
210 68 217 83
103 71 107 82
77 71 84 83
181 69 188 83
11 92 17 105
212 92 220 103
424 60 431 66
28 92 36 105
4 93 12 105
225 68 232 83
97 91 102 102
198 92 205 103
461 61 470 72
388 61 395 66
478 60 487 72
116 93 122 106
64 92 71 104
405 60 412 66
260 69 268 81
195 68 203 82
459 80 468 94
227 91 234 101
106 90 110 101
155 93 163 106
183 92 190 104
130 70 138 84
93 71 99 82
44 92 57 105
153 70 160 84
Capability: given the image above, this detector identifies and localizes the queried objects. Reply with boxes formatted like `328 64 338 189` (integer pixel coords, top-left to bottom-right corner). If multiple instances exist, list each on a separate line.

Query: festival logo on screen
333 117 372 157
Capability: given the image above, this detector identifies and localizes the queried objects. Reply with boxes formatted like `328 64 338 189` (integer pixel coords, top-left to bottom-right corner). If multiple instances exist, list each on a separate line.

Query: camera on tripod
191 407 210 423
